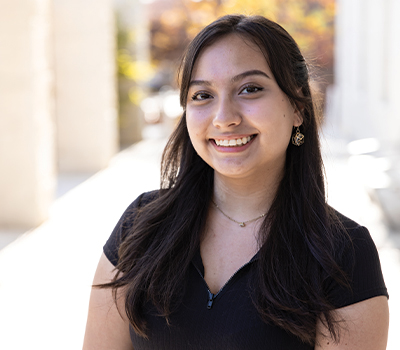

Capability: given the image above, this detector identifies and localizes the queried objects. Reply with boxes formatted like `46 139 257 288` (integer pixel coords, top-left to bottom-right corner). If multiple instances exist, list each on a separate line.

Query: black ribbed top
104 191 388 350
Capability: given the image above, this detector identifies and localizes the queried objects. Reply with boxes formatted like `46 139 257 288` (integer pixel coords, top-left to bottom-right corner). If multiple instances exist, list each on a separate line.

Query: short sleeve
326 224 389 308
103 190 159 266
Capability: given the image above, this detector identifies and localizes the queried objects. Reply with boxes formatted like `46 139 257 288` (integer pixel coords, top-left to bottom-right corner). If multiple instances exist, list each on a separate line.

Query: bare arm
315 296 389 350
83 253 134 350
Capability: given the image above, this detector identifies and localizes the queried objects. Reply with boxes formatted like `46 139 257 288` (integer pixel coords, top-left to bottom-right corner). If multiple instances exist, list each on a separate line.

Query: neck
212 170 282 220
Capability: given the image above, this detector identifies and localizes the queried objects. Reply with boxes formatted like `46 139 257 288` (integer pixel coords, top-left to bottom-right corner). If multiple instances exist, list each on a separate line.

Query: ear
292 89 304 127
293 106 303 127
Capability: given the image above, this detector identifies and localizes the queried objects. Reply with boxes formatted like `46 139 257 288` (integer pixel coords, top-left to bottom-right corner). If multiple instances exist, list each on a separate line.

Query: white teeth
215 136 254 147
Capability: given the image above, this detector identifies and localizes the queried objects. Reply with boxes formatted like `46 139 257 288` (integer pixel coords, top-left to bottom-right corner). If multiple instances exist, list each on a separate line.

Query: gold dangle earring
291 126 304 146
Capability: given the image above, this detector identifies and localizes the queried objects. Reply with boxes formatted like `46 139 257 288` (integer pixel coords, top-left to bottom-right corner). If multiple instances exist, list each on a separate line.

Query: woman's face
186 34 302 181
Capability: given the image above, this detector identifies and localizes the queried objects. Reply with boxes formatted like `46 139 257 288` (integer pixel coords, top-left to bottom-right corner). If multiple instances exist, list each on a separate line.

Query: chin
213 166 252 179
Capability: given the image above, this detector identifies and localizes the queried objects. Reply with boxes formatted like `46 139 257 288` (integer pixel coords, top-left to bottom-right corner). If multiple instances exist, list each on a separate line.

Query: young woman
83 15 389 349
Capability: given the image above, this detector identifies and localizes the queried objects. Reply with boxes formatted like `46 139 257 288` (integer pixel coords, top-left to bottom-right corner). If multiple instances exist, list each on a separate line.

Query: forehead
191 34 272 80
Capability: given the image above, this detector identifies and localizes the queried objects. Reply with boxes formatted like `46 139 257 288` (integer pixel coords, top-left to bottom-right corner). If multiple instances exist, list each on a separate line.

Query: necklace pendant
239 222 245 227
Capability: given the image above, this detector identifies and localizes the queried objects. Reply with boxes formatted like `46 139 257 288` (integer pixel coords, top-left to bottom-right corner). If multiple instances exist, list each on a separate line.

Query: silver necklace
212 200 267 227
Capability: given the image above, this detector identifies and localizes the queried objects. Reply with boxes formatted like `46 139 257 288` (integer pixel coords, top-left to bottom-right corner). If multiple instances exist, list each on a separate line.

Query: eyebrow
231 69 271 82
188 69 271 88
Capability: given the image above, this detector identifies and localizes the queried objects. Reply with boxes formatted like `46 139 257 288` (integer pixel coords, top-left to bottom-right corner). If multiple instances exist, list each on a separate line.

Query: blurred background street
1 0 399 349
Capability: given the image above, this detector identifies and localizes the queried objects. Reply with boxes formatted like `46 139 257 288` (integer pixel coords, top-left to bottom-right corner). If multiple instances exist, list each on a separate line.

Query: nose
212 96 241 129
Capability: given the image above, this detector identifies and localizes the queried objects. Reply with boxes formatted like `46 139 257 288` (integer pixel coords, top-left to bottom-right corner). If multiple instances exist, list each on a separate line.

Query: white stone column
328 0 400 230
0 0 56 228
386 0 400 149
330 0 367 138
53 0 118 172
329 0 400 144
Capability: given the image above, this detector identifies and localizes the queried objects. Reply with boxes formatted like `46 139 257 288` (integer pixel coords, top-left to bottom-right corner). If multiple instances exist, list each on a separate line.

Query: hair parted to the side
101 14 351 346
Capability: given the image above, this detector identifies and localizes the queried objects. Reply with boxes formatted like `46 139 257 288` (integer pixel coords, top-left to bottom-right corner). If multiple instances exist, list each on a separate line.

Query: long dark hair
103 15 350 346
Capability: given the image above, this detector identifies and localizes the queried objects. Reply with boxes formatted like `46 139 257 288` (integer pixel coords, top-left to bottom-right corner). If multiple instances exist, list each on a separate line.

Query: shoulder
118 190 161 224
329 208 376 250
120 189 162 229
326 208 388 308
331 209 380 261
103 190 161 266
331 208 363 233
125 189 160 214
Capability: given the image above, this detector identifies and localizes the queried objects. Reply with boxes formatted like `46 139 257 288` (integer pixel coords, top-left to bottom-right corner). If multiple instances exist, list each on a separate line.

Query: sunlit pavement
0 129 399 349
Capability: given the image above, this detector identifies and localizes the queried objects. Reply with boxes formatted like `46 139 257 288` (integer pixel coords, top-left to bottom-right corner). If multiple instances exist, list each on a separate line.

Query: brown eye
191 92 212 101
241 85 263 94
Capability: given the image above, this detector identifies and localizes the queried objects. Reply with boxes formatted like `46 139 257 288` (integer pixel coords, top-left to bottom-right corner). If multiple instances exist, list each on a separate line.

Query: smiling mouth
213 135 256 147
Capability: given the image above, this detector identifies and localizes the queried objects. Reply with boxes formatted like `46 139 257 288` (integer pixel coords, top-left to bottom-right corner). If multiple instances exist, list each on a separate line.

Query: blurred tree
115 4 155 145
147 0 335 91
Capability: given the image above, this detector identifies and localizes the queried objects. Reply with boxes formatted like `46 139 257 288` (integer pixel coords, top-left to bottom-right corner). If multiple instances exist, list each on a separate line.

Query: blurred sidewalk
322 128 400 350
0 128 399 349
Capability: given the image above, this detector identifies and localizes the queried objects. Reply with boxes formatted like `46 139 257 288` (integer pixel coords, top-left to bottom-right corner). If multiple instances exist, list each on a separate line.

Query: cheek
258 107 295 145
186 113 198 140
186 110 208 137
186 112 207 154
276 115 295 144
